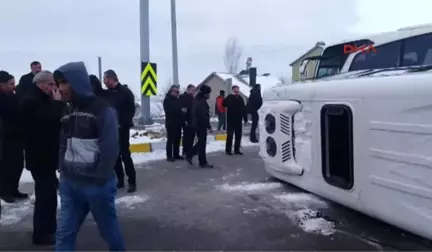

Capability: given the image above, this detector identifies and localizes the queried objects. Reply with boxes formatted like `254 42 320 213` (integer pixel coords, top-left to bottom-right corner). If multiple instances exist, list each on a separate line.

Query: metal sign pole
97 56 102 82
170 0 179 86
139 0 152 125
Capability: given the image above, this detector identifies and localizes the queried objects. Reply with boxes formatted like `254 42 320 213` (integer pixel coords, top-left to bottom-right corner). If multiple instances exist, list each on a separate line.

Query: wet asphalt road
1 146 432 251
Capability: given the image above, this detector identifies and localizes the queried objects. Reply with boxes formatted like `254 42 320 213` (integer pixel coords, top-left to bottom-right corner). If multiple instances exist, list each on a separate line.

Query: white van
260 66 432 240
299 24 432 81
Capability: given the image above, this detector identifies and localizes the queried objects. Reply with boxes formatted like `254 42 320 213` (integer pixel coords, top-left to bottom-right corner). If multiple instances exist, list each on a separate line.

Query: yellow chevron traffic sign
140 62 157 96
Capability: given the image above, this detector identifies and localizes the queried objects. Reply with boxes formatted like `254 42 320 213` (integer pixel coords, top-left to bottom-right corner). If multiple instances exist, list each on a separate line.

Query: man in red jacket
215 90 226 131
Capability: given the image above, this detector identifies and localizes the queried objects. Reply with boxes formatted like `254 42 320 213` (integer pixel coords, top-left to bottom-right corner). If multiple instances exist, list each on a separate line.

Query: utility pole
97 56 102 81
139 0 152 125
170 0 179 86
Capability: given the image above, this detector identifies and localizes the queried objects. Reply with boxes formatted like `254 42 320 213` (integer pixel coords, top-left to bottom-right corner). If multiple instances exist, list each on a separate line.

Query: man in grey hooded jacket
54 62 125 251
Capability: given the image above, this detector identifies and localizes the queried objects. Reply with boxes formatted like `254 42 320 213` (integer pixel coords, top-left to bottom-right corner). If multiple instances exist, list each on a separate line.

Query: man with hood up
54 62 125 251
186 84 213 168
246 84 262 143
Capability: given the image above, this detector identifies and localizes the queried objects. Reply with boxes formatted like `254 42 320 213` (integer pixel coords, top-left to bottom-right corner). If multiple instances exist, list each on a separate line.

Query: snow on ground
0 194 150 226
115 195 149 209
218 181 336 236
130 126 165 144
131 137 259 164
19 138 259 183
273 193 335 236
217 182 282 193
0 200 33 226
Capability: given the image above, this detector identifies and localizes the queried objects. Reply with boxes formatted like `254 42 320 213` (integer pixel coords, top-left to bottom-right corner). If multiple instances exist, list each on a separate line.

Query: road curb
130 133 228 153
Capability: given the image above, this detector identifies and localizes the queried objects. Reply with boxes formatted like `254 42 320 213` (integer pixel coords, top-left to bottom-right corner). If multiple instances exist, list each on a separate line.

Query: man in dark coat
89 74 105 97
103 69 137 193
15 61 42 100
246 84 263 143
163 85 184 162
223 85 248 155
19 70 64 245
186 84 213 168
0 71 27 203
178 84 195 156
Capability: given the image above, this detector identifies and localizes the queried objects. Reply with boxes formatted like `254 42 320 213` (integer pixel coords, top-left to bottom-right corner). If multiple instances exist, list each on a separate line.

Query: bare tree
278 73 288 84
160 77 173 96
223 37 243 74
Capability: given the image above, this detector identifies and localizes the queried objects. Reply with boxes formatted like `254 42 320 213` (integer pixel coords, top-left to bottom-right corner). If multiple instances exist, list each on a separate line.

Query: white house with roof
196 72 281 116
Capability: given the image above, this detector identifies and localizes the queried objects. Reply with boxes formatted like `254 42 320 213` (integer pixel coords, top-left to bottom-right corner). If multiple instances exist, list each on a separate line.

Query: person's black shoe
200 163 214 168
117 182 125 189
250 138 259 143
174 156 184 160
167 158 175 162
127 184 137 193
32 234 55 246
225 151 233 156
234 151 243 155
1 195 16 203
12 191 29 199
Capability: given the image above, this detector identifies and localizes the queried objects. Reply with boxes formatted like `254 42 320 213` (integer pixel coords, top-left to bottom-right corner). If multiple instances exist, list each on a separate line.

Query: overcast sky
1 0 432 97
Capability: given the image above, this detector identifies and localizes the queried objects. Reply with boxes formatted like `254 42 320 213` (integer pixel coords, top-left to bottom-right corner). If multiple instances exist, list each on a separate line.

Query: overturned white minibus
260 66 432 240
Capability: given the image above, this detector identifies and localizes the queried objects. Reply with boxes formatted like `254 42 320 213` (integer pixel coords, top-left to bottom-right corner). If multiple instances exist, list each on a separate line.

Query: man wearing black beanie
186 84 213 168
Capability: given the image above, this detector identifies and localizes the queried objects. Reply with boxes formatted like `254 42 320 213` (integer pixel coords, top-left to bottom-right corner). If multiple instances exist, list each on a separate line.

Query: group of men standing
215 84 262 145
0 60 136 250
163 82 262 168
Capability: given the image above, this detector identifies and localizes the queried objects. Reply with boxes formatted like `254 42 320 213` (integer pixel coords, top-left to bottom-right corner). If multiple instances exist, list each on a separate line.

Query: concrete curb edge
130 133 229 153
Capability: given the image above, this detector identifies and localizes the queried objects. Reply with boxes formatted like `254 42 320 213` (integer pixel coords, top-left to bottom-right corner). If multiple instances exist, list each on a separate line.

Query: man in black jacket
0 71 27 203
16 61 42 100
186 85 213 168
178 84 195 156
246 84 263 143
20 70 64 245
103 69 137 193
163 85 184 162
223 85 247 155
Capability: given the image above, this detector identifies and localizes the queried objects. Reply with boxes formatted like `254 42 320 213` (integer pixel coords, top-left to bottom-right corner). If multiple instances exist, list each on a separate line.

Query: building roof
197 72 282 98
289 41 325 66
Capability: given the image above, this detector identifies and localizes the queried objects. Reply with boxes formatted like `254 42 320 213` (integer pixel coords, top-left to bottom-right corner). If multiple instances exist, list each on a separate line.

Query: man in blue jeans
54 62 125 251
